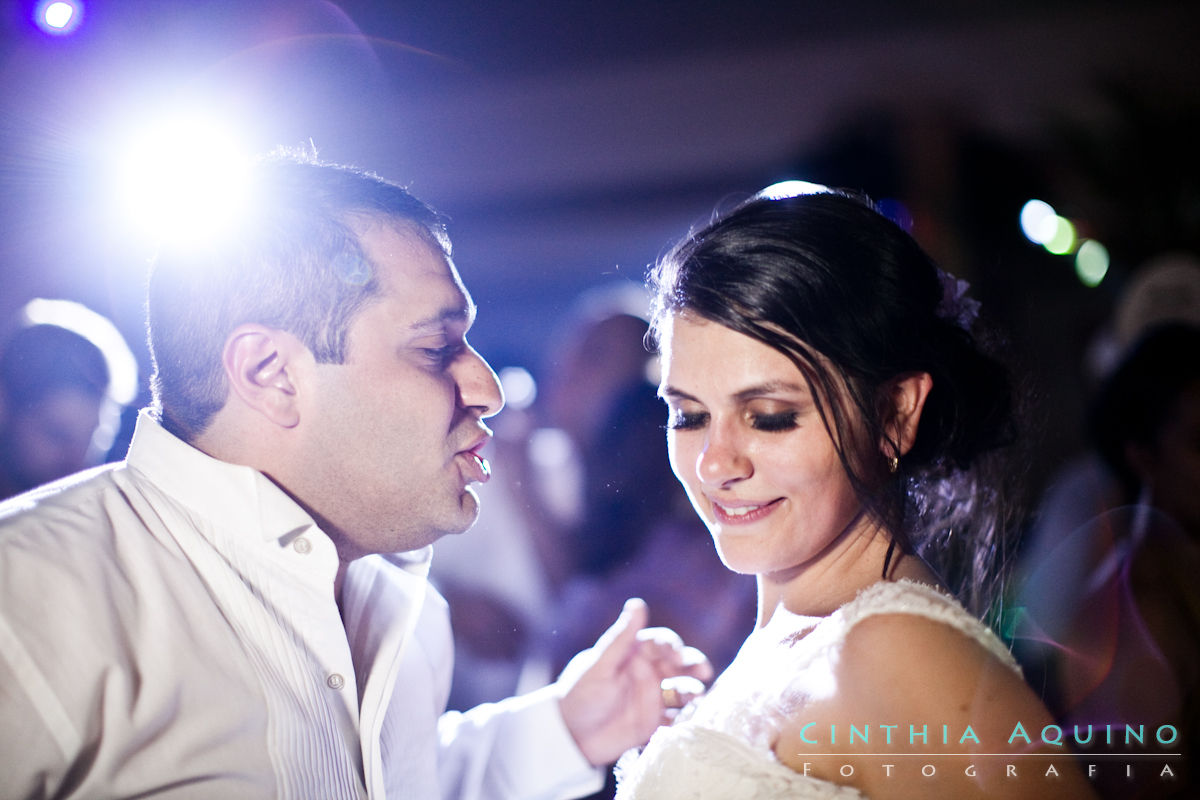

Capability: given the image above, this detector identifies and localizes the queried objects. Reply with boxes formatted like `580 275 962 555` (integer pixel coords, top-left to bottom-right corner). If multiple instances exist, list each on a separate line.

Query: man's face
294 218 503 560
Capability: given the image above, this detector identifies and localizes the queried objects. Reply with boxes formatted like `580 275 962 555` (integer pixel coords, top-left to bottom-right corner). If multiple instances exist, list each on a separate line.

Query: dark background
1 0 1198 493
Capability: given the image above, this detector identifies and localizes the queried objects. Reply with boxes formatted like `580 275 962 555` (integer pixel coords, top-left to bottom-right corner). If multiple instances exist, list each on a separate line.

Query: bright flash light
758 180 830 200
44 2 75 28
1075 240 1110 287
36 0 82 34
1020 199 1058 245
114 114 254 246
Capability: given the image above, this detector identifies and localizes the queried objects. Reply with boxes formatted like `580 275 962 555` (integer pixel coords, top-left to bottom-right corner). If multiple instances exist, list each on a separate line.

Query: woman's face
657 313 867 576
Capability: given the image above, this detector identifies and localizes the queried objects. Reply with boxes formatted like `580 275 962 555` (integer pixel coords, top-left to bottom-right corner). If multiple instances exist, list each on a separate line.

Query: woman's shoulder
772 581 1091 798
816 579 1029 729
832 579 1018 672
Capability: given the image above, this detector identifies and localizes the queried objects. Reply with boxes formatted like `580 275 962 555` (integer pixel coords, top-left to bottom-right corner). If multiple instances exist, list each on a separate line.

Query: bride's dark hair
647 187 1017 620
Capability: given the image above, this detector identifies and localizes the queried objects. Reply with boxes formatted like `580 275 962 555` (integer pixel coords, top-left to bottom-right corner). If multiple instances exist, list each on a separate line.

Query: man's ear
880 371 934 460
222 324 304 428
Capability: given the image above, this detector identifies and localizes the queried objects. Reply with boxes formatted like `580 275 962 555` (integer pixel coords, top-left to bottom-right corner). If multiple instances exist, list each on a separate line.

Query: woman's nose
695 427 752 488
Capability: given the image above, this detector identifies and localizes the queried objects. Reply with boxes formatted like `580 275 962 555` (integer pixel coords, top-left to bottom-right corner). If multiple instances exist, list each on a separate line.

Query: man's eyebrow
409 301 477 332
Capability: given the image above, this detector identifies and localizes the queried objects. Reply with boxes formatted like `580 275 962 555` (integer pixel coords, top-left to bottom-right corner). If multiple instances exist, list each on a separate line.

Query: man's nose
456 345 504 418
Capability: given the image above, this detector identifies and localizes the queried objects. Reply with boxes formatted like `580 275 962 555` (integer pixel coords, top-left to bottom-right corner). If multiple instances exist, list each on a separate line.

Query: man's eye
666 410 707 431
422 345 462 367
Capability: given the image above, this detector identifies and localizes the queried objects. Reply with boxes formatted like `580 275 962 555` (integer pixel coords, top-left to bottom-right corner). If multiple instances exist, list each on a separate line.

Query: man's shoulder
0 460 201 673
0 462 128 536
0 462 151 594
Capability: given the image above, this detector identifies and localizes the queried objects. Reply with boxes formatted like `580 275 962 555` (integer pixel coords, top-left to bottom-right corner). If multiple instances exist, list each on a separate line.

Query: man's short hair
146 151 448 441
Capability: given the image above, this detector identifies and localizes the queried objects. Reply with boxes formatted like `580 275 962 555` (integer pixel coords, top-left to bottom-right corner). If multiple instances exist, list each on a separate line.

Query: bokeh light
498 366 536 410
1020 199 1058 245
1074 239 1110 287
35 1 83 35
1044 216 1078 255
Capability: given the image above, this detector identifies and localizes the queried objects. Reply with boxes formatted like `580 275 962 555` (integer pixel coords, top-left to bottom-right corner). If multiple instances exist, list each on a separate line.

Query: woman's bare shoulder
772 609 1096 799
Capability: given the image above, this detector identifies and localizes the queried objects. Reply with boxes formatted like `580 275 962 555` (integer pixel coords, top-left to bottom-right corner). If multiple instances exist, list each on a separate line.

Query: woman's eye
750 412 798 432
667 410 708 431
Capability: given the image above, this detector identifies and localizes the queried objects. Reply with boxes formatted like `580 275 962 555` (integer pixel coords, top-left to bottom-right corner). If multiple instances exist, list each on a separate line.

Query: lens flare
113 113 254 247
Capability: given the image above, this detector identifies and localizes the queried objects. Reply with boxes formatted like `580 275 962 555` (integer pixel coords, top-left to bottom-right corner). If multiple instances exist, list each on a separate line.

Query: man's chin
449 487 482 535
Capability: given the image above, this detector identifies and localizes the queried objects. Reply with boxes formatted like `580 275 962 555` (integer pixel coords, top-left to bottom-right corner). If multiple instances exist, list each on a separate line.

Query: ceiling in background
0 0 1196 371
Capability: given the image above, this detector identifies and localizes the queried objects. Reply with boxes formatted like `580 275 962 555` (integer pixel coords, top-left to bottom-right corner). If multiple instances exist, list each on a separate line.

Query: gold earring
887 455 899 474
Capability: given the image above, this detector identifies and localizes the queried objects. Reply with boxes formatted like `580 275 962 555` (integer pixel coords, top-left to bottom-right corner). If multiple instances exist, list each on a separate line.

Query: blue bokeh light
35 0 84 36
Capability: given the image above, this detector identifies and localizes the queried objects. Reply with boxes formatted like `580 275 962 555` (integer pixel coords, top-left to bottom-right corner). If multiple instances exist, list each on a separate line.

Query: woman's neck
754 516 939 627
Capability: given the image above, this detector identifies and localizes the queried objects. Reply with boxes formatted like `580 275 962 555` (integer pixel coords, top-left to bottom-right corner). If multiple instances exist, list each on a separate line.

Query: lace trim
615 724 865 800
837 579 1019 673
615 580 1020 798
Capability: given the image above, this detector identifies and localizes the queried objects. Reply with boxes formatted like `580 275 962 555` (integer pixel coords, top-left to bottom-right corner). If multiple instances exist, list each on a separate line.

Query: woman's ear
221 324 304 428
881 371 933 459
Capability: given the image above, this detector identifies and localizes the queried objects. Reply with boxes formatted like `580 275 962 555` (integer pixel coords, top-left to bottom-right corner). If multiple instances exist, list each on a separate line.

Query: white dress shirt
0 411 600 799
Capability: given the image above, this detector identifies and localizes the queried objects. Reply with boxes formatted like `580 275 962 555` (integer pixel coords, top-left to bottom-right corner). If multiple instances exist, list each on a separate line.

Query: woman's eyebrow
658 381 807 403
731 381 807 402
658 385 696 402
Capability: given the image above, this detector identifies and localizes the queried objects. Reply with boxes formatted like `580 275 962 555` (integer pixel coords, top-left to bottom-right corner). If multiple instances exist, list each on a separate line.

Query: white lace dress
614 580 1020 799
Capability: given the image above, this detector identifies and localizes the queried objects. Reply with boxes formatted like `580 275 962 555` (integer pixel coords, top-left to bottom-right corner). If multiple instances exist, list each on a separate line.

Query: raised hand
555 598 713 766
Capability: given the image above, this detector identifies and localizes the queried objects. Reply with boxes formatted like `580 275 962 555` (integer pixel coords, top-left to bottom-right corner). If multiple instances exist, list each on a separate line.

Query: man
0 154 709 798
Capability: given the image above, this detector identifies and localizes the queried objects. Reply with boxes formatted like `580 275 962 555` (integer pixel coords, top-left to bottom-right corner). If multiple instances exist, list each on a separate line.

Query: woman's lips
710 497 782 525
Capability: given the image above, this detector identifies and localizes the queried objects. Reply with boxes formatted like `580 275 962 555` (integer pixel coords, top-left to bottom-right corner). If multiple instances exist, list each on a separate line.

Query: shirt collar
125 409 316 544
124 410 437 576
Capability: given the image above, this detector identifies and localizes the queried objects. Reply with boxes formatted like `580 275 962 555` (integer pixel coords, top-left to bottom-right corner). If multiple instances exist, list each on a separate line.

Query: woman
615 185 1095 798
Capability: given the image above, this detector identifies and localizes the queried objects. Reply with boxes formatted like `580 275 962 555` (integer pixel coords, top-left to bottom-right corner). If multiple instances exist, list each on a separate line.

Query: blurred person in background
1016 322 1200 798
1019 254 1200 562
0 298 137 500
429 285 659 711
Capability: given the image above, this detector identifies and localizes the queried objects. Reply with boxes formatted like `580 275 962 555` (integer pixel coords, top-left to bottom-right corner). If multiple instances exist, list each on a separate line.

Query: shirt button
293 537 312 554
327 673 345 690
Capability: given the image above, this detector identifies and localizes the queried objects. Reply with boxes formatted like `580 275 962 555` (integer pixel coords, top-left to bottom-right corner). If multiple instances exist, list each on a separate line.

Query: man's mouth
457 436 492 484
